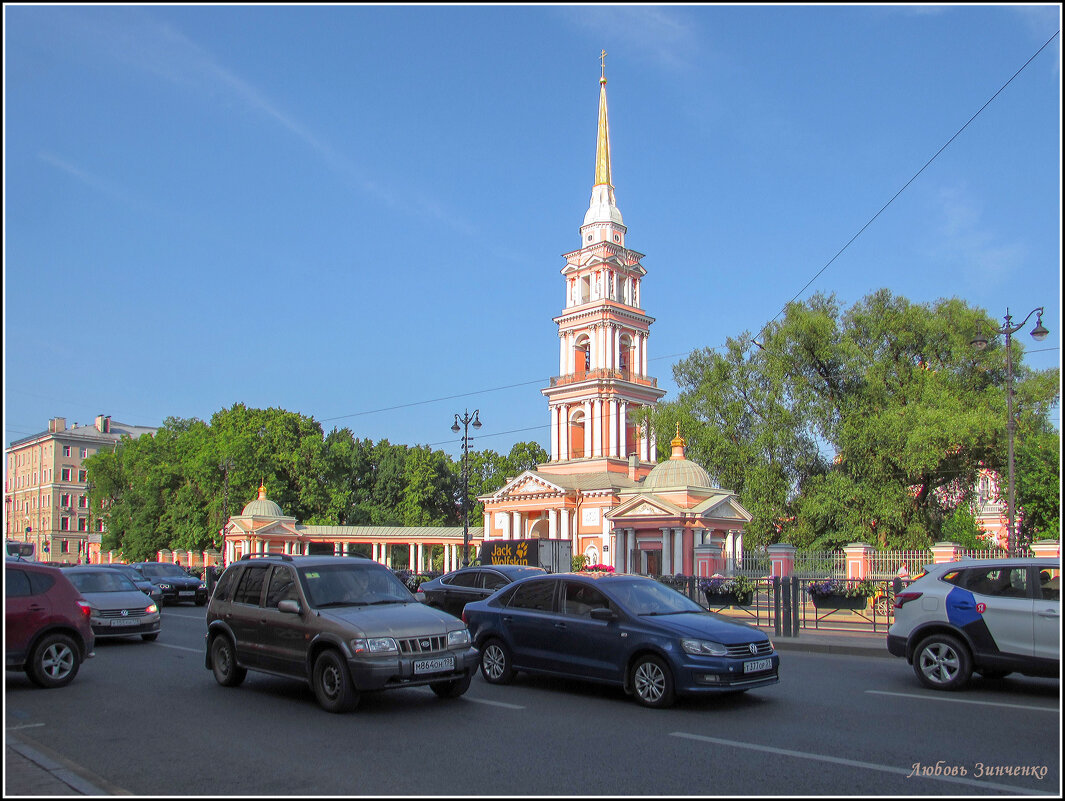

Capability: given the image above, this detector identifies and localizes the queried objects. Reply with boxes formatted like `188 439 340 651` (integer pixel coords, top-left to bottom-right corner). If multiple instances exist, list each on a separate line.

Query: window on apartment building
97 519 105 533
80 447 88 458
79 470 87 482
61 493 71 507
78 496 88 509
61 468 71 482
78 518 87 532
60 517 70 532
61 540 70 554
63 446 71 457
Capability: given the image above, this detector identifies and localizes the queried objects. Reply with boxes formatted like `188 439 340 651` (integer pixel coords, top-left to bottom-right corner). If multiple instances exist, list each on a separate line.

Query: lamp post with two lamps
970 307 1049 558
452 410 481 568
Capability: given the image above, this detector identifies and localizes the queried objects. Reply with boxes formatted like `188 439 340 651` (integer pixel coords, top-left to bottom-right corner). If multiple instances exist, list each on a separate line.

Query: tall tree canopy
655 290 1059 550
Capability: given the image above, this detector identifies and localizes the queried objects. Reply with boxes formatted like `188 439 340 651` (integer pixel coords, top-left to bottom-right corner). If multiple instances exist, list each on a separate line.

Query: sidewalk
5 630 887 796
5 737 124 796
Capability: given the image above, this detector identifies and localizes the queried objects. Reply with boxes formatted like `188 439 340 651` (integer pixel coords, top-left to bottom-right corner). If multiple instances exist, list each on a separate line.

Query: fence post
791 576 801 637
781 577 793 637
1030 540 1060 559
772 576 781 637
931 541 961 564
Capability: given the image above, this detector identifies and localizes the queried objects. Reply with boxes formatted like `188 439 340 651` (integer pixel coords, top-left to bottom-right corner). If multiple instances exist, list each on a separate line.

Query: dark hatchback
462 572 780 708
132 562 208 605
416 565 546 617
95 563 164 605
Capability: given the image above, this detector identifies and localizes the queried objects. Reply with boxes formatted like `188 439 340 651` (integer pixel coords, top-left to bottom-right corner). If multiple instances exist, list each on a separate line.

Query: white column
583 400 592 457
560 509 571 547
560 406 569 461
512 512 522 539
549 509 558 539
416 543 423 572
620 402 628 456
661 527 672 574
592 399 601 457
550 406 559 462
641 332 648 376
334 542 342 557
559 333 566 375
674 528 684 576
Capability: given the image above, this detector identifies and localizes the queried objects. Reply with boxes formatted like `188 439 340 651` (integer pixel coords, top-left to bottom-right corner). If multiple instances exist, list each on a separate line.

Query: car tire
26 633 81 689
430 673 472 698
210 635 247 688
630 655 676 708
141 633 159 642
913 633 972 691
312 649 359 713
479 639 515 685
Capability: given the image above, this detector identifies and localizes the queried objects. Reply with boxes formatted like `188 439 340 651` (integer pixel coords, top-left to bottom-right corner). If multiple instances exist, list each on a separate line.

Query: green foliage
940 507 991 550
657 290 1060 551
1015 427 1061 542
572 553 588 572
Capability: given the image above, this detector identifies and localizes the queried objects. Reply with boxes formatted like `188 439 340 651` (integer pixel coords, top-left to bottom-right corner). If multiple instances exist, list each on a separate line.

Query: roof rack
238 553 293 562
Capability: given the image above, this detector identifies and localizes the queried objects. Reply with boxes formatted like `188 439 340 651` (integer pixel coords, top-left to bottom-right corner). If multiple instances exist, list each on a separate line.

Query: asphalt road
5 605 1060 796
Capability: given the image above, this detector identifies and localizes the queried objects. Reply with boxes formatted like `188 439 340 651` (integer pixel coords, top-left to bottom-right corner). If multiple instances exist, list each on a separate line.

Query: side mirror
277 599 301 615
590 607 617 622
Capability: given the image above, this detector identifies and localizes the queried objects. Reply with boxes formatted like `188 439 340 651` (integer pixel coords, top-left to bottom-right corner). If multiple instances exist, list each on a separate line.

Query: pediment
693 496 753 522
486 471 566 501
607 494 679 520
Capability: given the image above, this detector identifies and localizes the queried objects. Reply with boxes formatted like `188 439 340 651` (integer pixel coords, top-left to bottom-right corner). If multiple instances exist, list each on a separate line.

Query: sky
3 4 1062 464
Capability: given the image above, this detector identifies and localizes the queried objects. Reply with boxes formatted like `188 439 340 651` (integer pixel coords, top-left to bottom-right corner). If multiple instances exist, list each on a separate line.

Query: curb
6 737 131 796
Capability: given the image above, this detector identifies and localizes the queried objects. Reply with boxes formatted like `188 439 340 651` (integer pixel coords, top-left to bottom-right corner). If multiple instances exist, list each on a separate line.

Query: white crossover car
887 557 1059 690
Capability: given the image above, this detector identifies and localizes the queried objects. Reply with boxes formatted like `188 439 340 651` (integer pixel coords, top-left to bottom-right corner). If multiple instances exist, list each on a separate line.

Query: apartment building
5 415 157 563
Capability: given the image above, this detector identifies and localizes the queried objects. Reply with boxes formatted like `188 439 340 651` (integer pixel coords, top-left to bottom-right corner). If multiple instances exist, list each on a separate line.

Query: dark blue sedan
462 572 779 708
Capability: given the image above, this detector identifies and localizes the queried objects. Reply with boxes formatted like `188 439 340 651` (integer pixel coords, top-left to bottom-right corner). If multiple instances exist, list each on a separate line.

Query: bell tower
540 54 665 477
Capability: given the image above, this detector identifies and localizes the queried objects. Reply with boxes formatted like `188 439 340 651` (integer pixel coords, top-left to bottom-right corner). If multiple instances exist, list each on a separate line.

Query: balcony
549 368 657 389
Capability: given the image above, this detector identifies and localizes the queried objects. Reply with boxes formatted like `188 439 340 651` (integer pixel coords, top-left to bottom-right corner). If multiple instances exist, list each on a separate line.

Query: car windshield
140 563 189 578
299 563 414 608
69 570 138 593
607 578 706 616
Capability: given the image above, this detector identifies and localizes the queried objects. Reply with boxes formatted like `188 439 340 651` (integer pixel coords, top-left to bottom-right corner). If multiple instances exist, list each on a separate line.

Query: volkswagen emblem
420 640 430 649
749 643 758 655
121 609 130 617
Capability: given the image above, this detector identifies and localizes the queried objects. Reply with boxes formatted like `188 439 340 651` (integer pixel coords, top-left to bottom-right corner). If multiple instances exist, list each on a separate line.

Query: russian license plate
744 658 773 673
179 591 195 596
414 656 455 675
110 618 141 627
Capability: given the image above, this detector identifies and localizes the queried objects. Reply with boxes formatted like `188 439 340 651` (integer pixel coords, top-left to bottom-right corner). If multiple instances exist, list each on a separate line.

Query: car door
5 567 49 662
499 578 560 671
256 565 308 677
1032 564 1060 661
442 570 482 617
228 565 270 667
964 565 1034 657
547 580 627 682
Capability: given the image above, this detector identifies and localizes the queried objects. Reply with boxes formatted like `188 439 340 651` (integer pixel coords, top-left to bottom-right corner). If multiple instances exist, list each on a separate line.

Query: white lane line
866 689 1059 713
412 688 524 709
6 723 46 731
155 643 202 654
670 732 1054 795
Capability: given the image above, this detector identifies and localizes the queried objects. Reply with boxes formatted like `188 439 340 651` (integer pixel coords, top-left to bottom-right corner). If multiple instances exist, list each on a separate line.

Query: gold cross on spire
600 49 607 80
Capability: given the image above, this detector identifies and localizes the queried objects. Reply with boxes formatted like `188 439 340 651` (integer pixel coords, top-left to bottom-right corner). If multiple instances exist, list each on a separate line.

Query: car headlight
146 604 159 614
157 582 172 590
197 583 207 590
681 638 729 657
350 637 398 655
447 629 471 648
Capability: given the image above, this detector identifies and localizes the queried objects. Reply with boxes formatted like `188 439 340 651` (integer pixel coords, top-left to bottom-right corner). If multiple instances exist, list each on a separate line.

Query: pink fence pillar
769 544 796 578
844 543 874 580
932 542 961 564
1030 540 1060 559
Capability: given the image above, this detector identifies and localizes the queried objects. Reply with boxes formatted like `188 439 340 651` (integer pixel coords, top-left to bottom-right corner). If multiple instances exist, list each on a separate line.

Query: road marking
6 723 45 731
162 612 207 620
670 732 1054 795
413 688 524 709
155 643 202 654
866 689 1058 713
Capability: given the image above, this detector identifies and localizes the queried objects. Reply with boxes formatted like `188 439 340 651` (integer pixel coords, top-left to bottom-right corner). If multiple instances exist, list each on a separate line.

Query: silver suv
887 557 1060 690
205 555 479 712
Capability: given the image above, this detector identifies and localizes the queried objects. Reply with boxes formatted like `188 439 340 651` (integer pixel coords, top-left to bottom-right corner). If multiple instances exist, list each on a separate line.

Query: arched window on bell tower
569 410 587 458
579 275 591 305
574 335 592 378
618 333 632 377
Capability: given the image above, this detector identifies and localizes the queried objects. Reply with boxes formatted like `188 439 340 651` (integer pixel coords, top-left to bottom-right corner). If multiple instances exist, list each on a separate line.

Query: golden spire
670 423 686 460
594 50 612 188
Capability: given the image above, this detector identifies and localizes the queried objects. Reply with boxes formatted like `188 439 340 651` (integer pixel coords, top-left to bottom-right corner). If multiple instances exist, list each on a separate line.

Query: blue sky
4 4 1061 461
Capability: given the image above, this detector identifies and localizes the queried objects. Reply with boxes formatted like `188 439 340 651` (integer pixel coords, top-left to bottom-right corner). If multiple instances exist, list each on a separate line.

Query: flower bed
699 575 755 607
806 578 876 610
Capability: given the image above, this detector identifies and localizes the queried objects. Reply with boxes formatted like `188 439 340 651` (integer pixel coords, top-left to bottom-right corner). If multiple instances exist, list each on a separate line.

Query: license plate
179 591 195 596
744 658 773 673
414 657 454 675
110 618 141 627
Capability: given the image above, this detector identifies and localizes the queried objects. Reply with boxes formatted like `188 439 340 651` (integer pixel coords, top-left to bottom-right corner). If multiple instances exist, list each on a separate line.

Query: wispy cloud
559 6 699 72
37 151 132 204
50 9 474 235
930 185 1026 287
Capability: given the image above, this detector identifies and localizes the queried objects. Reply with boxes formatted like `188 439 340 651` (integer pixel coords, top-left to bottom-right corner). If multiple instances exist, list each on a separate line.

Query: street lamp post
971 307 1049 558
452 410 482 568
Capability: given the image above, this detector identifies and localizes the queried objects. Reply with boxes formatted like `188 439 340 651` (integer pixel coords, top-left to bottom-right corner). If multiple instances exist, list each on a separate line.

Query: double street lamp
971 307 1049 558
452 410 482 568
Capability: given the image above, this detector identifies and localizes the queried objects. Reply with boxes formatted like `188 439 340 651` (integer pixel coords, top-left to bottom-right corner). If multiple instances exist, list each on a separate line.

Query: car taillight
76 601 92 618
893 591 922 609
461 610 468 624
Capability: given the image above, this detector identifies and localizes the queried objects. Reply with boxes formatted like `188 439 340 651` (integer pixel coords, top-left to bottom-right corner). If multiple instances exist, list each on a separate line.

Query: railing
549 368 658 389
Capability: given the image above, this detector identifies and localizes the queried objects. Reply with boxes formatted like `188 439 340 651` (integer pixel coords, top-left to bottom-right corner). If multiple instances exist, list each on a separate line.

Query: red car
5 559 95 688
